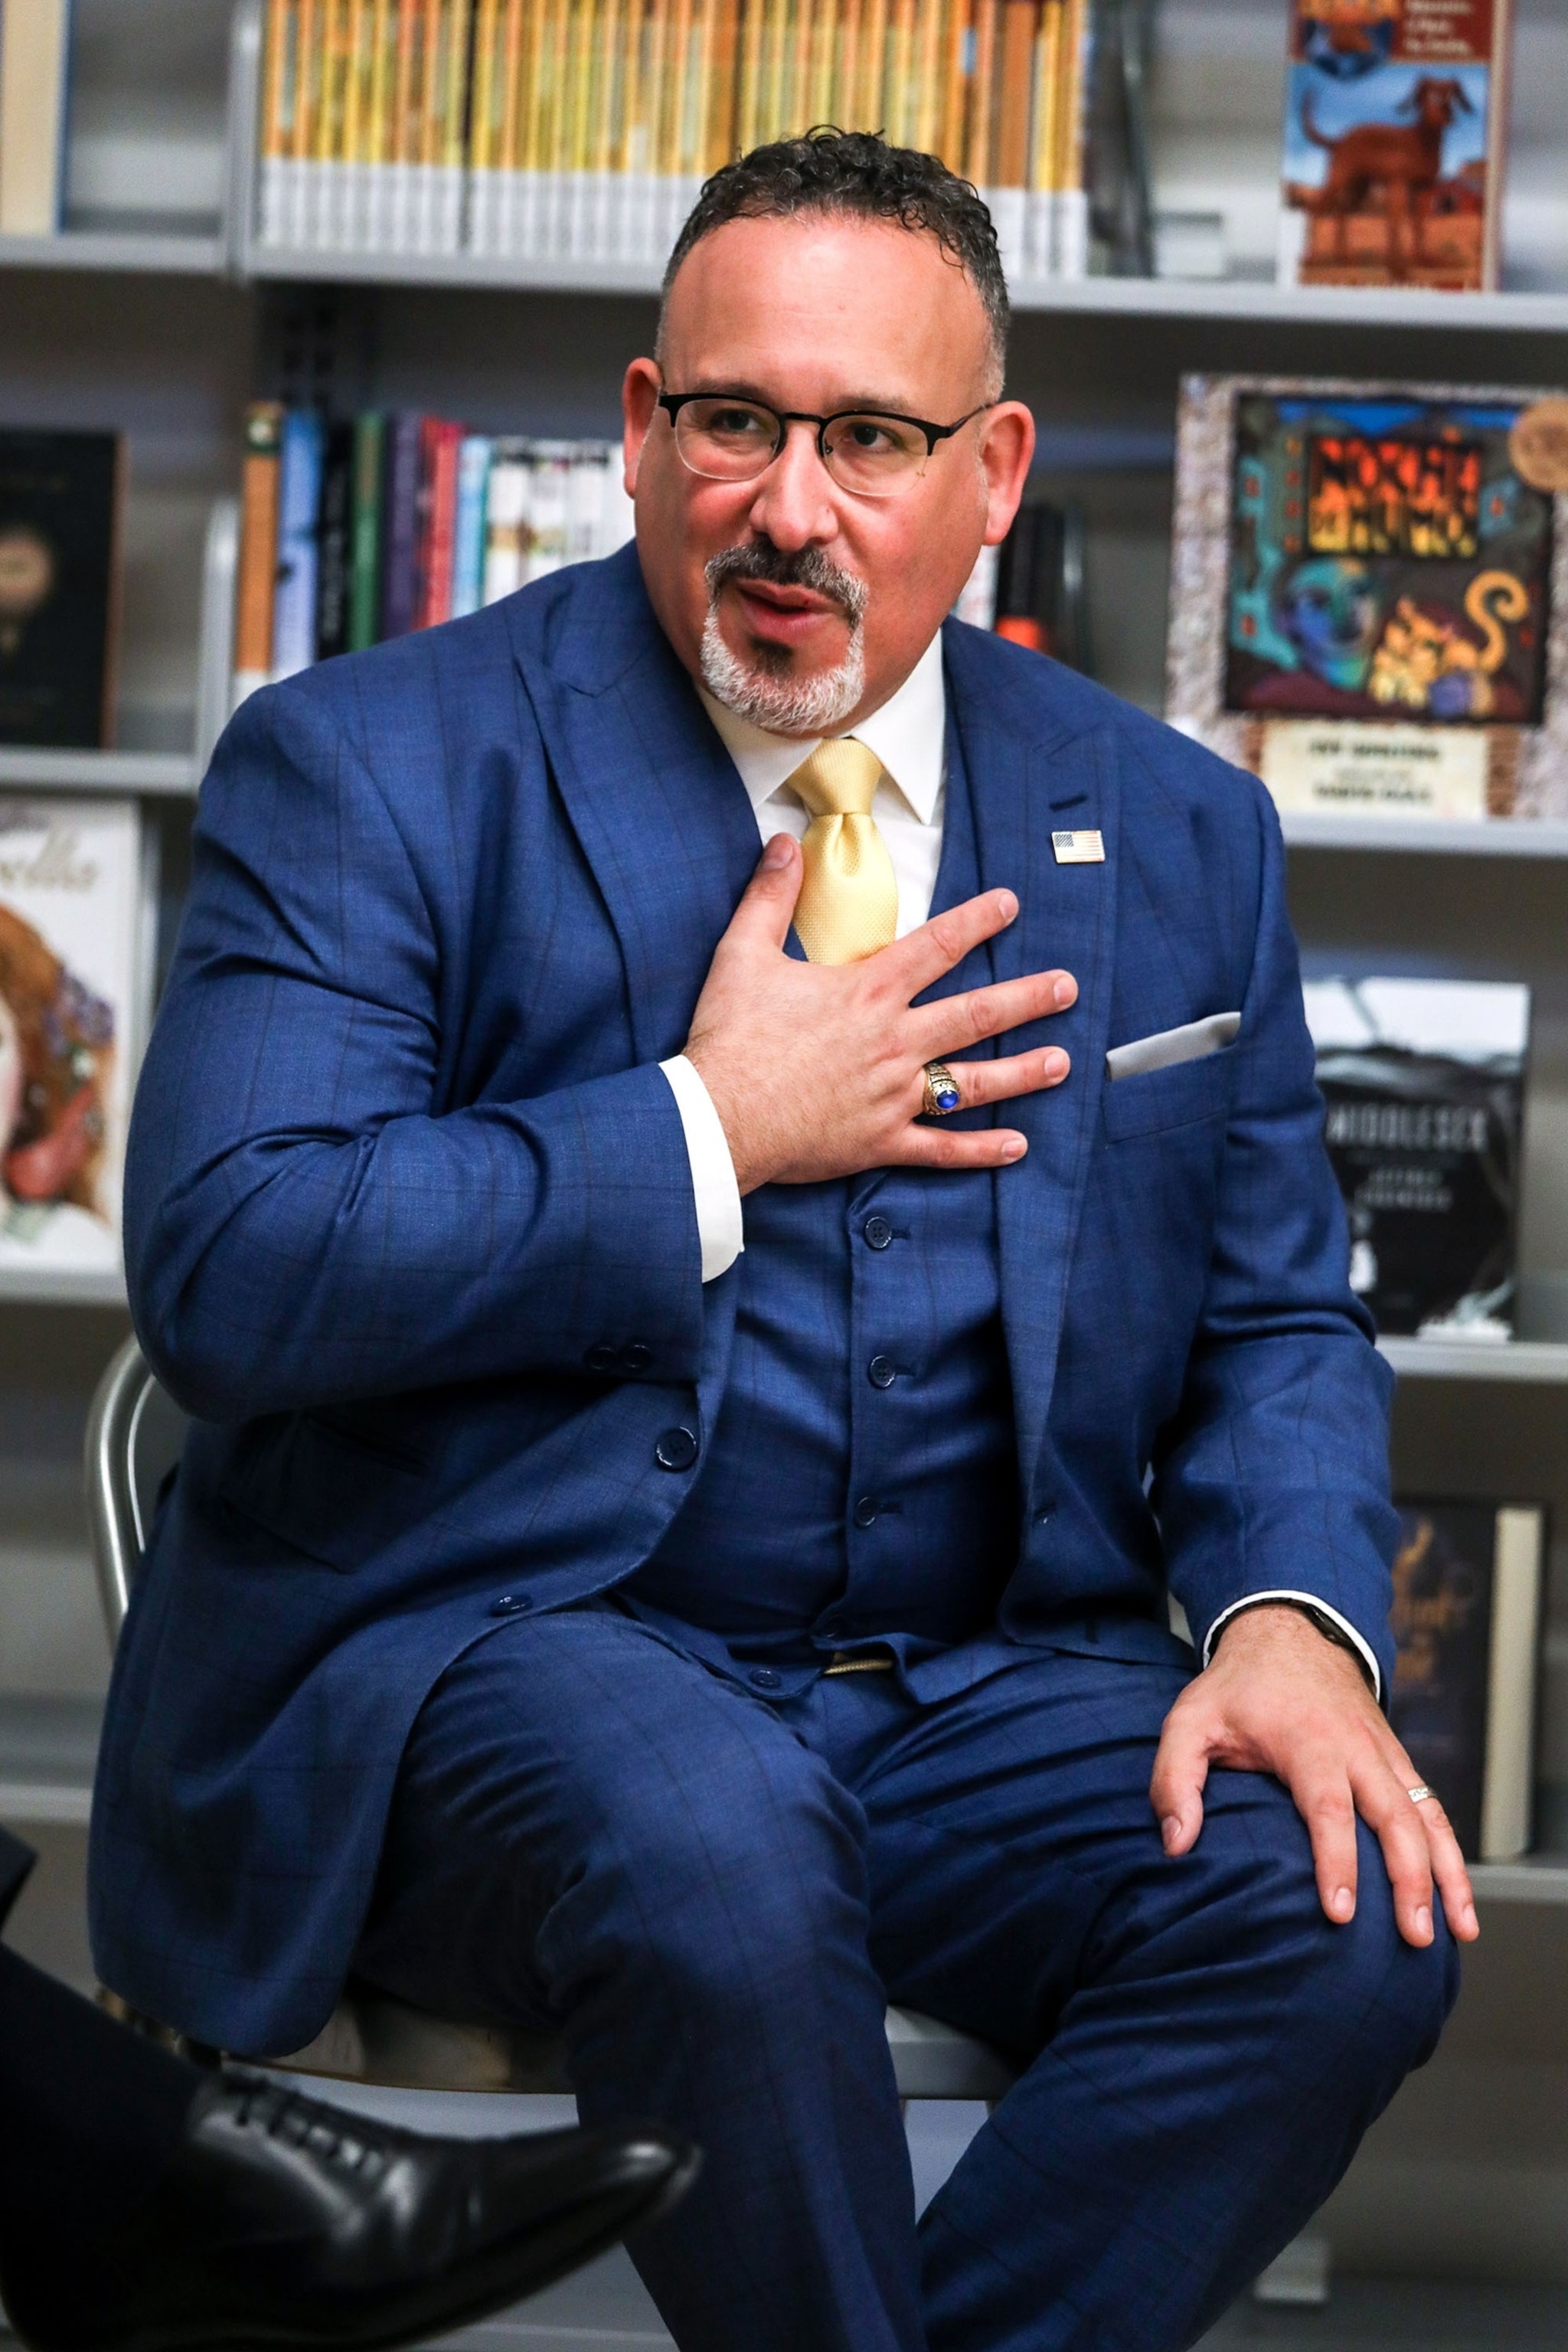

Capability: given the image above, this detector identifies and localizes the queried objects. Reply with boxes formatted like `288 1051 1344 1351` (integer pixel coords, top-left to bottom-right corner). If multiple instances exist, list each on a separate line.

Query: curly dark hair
660 127 1008 391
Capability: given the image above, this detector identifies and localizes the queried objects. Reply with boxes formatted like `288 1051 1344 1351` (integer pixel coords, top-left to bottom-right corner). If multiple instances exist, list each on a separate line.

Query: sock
0 1945 203 2259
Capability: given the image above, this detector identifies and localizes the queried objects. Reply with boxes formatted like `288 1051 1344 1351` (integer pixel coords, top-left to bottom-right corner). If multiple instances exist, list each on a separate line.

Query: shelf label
1259 720 1489 822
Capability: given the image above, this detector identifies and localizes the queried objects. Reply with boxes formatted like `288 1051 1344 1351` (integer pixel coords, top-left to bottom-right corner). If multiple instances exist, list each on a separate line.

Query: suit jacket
89 542 1396 2055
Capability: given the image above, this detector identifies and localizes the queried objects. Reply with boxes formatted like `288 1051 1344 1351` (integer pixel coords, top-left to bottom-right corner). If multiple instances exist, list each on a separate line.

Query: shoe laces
224 2071 394 2184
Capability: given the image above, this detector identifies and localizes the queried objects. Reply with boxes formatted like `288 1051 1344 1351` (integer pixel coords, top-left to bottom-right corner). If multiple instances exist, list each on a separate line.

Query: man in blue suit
94 130 1474 2352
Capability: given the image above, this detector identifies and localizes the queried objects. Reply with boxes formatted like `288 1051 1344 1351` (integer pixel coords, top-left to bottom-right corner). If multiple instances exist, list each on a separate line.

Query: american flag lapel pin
1052 829 1105 864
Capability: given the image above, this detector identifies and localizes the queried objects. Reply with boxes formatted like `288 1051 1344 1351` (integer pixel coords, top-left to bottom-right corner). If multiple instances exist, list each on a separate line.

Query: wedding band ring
1408 1785 1433 1804
922 1062 961 1117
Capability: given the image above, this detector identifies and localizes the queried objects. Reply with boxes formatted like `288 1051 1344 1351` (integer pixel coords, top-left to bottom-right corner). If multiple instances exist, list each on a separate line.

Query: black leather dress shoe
0 2069 697 2352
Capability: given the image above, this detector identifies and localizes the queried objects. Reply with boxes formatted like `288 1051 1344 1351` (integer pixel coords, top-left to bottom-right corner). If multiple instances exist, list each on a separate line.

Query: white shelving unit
0 748 197 796
0 230 223 276
1380 1341 1568 1384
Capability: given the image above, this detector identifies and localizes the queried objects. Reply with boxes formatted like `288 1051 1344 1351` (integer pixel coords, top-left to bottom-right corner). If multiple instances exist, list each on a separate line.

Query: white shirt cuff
1202 1589 1382 1703
659 1055 745 1284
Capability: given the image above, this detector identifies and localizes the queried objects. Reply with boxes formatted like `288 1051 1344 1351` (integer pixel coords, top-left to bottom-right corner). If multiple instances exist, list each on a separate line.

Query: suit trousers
354 1606 1457 2352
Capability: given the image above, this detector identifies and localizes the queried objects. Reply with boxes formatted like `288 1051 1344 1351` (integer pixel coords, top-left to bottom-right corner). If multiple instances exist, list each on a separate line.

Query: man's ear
622 358 662 498
978 401 1037 548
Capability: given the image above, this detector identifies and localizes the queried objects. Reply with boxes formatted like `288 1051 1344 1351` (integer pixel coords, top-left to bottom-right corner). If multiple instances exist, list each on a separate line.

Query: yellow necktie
785 737 899 966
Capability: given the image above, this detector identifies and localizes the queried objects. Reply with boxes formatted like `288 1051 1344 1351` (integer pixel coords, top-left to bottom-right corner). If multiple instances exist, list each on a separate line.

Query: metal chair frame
85 1332 1017 2104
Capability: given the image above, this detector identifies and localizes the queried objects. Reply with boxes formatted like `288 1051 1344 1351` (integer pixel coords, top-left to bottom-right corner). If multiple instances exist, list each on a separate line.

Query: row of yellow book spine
257 0 1093 272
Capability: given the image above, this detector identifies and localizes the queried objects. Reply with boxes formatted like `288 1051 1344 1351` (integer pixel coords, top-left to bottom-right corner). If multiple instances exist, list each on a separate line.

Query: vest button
584 1344 618 1374
863 1215 893 1250
655 1426 699 1472
621 1341 652 1373
853 1495 878 1529
490 1592 532 1616
749 1666 782 1691
867 1354 897 1389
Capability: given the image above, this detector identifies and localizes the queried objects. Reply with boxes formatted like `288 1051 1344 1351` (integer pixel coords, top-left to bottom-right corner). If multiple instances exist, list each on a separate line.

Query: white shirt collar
697 629 946 825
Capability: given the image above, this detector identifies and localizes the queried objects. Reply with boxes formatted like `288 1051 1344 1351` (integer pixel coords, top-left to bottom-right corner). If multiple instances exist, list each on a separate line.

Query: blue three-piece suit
91 544 1455 2352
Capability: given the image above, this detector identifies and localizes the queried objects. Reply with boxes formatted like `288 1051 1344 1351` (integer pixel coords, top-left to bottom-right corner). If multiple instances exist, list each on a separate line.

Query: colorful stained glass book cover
1165 374 1568 823
1227 387 1552 727
1278 0 1512 292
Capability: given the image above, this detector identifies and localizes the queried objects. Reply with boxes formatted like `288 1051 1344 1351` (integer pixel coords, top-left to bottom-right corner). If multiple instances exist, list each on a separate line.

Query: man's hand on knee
1149 1602 1479 1950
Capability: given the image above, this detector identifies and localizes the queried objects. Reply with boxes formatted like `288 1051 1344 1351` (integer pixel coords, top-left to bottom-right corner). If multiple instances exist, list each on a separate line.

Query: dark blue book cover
1390 1498 1544 1861
378 413 424 642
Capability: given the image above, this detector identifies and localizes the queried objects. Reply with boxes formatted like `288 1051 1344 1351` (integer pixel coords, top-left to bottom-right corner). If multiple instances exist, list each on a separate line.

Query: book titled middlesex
1277 0 1514 293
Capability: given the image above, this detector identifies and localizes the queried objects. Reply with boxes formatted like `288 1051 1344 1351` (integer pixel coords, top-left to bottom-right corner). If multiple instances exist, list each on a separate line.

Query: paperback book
1302 975 1528 1341
0 795 148 1283
1390 1497 1543 1860
0 429 124 748
1278 0 1513 293
1167 374 1568 823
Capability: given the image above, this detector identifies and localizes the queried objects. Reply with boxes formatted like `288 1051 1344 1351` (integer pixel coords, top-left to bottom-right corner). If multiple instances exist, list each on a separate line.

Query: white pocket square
1106 1011 1241 1081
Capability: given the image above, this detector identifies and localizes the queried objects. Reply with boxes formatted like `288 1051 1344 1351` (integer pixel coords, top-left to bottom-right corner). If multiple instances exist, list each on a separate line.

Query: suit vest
627 724 1019 1664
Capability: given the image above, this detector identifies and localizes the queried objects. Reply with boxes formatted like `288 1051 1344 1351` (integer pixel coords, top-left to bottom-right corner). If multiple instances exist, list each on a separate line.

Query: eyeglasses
656 391 994 500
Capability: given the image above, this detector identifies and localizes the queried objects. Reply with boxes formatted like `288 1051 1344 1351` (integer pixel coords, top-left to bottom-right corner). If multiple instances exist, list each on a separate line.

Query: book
0 0 72 235
1165 374 1568 824
0 793 146 1283
452 433 492 615
348 410 385 648
1390 1498 1544 1860
0 428 123 749
378 409 425 638
272 407 326 680
315 419 356 661
1302 975 1529 1341
994 498 1091 668
1278 0 1514 294
414 415 463 627
234 403 284 704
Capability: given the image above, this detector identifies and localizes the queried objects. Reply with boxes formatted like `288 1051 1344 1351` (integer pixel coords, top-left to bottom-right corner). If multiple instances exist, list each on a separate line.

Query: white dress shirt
654 630 1381 1698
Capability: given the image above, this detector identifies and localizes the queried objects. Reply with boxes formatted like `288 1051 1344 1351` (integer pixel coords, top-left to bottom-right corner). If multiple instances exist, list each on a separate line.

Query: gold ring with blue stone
922 1061 961 1117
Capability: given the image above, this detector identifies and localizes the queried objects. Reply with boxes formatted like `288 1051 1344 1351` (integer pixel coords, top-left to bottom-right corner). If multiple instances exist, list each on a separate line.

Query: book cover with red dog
1278 0 1514 291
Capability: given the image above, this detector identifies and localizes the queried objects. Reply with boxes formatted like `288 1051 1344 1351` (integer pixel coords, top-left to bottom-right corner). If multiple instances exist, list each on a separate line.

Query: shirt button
867 1354 897 1389
853 1495 878 1529
584 1344 618 1374
864 1215 893 1250
749 1666 782 1691
621 1341 652 1373
655 1426 699 1472
489 1592 532 1616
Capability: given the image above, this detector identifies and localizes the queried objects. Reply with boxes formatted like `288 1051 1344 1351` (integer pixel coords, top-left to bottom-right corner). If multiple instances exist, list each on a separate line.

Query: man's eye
707 409 769 439
844 420 897 452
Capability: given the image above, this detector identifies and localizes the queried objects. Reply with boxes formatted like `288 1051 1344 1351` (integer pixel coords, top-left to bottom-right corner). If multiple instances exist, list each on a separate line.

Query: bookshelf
0 749 197 796
0 0 1564 2308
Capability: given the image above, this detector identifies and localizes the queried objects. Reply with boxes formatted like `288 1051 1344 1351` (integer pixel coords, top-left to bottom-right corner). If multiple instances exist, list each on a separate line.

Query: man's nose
743 421 841 551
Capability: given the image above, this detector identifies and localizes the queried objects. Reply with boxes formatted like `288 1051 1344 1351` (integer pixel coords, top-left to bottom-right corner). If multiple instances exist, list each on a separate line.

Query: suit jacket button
867 1354 897 1389
655 1426 699 1472
749 1667 782 1690
621 1341 653 1373
585 1344 618 1374
864 1216 893 1250
853 1495 878 1529
490 1592 532 1616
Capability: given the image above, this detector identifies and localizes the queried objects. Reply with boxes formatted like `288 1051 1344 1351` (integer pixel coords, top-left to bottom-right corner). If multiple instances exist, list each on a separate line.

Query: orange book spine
235 403 285 683
994 0 1034 187
938 0 969 172
963 0 997 185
